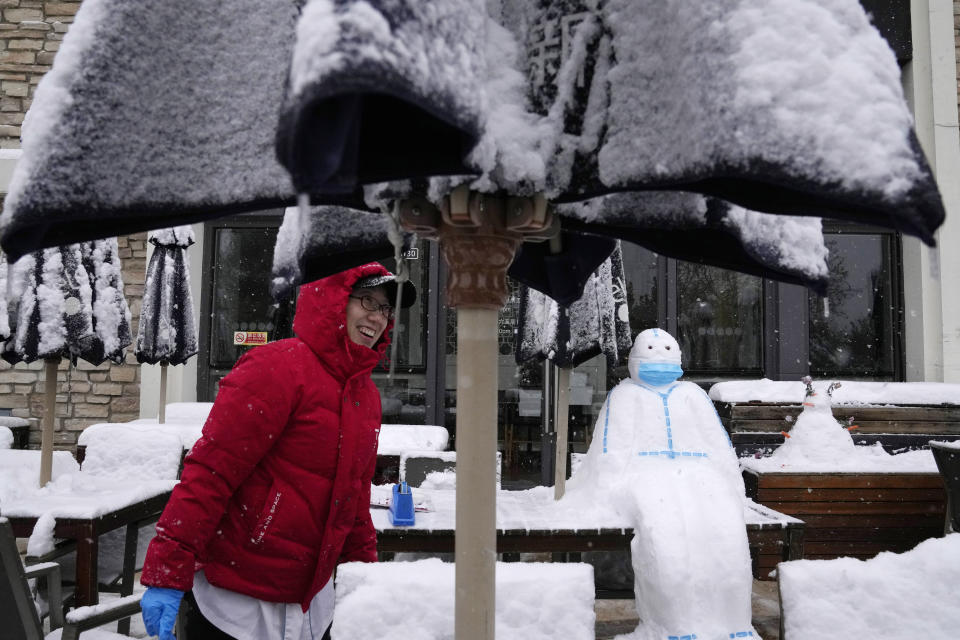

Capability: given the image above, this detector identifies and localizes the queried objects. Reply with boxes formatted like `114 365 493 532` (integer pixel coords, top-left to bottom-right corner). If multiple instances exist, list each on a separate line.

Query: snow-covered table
372 487 804 578
2 479 174 607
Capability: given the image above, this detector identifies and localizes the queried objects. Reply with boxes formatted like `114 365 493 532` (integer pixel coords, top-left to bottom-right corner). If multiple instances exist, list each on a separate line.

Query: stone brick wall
0 0 78 147
0 232 147 448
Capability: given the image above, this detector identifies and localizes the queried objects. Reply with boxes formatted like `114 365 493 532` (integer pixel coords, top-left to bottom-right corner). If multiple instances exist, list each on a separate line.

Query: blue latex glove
141 587 184 640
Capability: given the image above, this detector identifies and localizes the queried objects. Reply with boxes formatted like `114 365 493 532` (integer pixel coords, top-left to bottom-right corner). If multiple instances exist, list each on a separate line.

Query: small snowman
767 376 857 466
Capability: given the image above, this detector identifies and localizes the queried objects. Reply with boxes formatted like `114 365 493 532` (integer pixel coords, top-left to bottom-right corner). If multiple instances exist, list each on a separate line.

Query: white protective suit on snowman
566 328 755 640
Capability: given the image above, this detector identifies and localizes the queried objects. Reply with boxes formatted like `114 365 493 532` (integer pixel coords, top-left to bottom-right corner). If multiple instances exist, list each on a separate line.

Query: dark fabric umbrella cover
135 226 198 366
515 241 632 369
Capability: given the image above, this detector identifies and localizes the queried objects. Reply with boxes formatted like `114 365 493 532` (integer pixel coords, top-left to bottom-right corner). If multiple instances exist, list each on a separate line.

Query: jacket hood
293 263 393 381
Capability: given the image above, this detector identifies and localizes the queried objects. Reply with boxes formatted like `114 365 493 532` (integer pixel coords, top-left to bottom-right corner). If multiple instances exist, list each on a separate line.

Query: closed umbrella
135 226 198 423
2 240 131 485
516 242 633 497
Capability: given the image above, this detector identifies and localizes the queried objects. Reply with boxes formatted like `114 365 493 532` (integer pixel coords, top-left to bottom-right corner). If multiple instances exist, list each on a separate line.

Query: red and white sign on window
233 331 268 346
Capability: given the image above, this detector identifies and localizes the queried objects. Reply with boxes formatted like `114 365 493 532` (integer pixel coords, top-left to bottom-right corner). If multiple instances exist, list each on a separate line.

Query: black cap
353 273 417 308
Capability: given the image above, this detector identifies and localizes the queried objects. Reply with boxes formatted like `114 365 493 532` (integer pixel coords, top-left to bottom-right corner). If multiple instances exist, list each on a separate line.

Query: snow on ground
710 378 960 405
779 534 960 639
333 559 595 640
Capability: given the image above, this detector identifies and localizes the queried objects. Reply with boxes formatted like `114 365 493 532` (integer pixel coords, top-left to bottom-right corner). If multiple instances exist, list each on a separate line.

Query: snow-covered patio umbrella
0 1 948 638
134 226 198 424
2 240 131 485
516 242 633 497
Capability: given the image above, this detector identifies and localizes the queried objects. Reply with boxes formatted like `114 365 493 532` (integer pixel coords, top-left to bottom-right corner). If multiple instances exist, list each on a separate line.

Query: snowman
566 328 756 640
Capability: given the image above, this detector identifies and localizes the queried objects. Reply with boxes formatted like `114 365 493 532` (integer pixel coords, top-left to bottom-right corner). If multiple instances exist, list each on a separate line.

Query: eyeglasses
349 294 395 320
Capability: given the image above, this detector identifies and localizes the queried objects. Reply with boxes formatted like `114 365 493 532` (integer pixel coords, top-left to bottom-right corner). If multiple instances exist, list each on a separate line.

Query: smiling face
345 285 390 348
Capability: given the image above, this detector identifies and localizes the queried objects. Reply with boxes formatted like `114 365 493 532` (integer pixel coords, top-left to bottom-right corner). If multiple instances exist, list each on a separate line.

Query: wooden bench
744 469 946 561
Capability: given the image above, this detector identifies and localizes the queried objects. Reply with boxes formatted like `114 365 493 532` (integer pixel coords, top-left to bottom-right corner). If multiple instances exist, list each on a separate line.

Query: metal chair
1 517 142 640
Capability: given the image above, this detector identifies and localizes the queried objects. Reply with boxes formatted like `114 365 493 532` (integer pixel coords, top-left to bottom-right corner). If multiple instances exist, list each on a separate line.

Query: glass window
621 243 659 333
676 263 763 373
808 233 899 379
371 244 430 425
209 226 281 370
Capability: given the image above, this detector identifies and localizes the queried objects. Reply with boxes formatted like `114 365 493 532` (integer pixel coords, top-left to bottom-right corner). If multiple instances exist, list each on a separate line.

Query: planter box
743 469 947 561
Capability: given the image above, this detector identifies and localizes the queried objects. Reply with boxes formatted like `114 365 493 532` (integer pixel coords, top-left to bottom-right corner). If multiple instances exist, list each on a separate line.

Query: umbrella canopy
135 226 198 366
516 242 632 369
3 239 132 366
0 0 944 262
271 204 416 302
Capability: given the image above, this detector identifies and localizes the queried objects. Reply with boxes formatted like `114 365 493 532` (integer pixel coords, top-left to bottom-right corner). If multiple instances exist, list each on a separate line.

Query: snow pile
377 424 449 456
79 426 182 482
779 534 960 639
710 378 960 405
0 449 80 505
82 419 203 450
0 426 11 450
333 559 595 640
419 470 457 490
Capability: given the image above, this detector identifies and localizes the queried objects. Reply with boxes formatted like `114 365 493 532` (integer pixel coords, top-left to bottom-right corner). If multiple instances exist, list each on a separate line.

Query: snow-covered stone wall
0 0 79 147
0 232 147 447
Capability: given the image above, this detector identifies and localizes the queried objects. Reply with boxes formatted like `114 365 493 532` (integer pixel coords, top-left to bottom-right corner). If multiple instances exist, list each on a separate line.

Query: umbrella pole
399 189 548 640
159 362 168 424
39 357 59 486
455 307 498 640
553 366 570 499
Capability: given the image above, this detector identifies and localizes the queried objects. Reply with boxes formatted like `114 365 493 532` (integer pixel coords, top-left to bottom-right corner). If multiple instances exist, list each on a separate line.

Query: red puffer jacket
141 263 392 611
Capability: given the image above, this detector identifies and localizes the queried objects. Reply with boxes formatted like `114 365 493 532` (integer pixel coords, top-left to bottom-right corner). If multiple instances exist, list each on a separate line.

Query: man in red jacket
139 263 415 640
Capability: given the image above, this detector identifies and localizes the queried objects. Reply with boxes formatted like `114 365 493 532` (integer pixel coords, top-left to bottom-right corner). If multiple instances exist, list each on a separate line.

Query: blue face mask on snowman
634 362 684 386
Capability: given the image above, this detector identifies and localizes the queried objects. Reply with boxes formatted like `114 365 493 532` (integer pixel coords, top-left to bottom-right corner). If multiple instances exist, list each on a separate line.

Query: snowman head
627 328 683 386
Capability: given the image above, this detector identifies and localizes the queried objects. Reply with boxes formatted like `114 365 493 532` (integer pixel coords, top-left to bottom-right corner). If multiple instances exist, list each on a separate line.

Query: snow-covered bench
710 379 960 454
